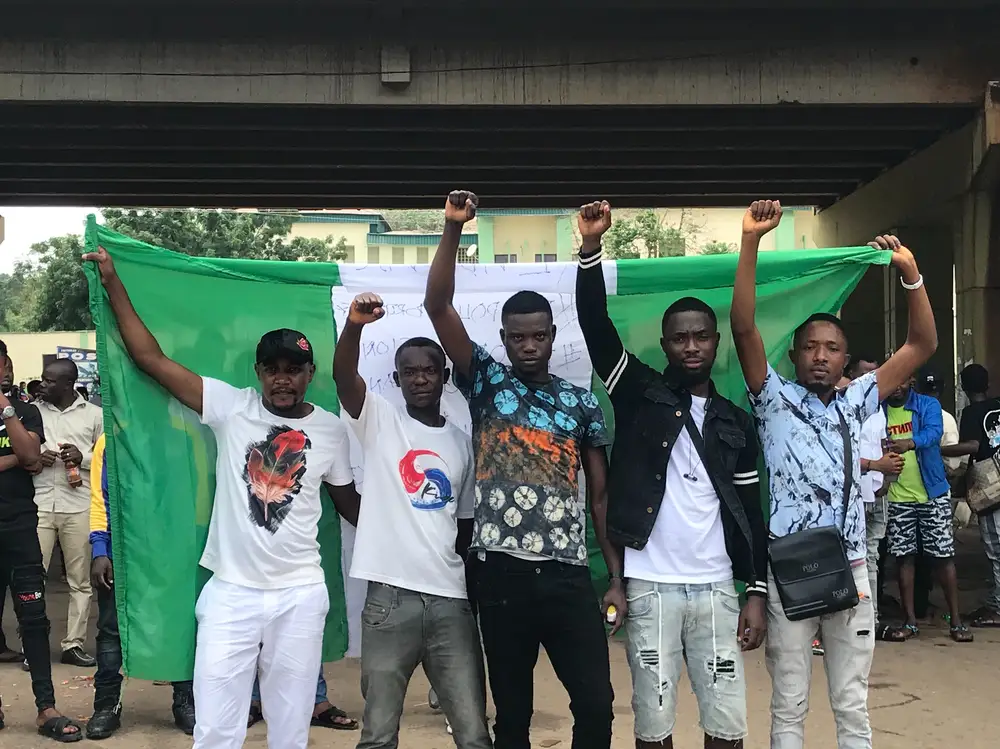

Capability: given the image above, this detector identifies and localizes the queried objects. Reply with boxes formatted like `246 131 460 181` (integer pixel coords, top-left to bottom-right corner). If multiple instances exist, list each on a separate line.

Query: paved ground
2 528 998 749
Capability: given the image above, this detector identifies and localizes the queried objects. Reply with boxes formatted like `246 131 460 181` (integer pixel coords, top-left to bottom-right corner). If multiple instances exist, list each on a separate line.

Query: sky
0 206 97 273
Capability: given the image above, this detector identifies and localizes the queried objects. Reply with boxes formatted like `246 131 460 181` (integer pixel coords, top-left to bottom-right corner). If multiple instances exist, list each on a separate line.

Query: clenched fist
445 190 478 225
348 292 385 326
742 200 782 238
578 201 612 253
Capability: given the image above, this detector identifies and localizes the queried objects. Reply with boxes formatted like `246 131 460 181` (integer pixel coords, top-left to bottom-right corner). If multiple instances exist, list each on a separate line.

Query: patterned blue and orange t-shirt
456 344 610 565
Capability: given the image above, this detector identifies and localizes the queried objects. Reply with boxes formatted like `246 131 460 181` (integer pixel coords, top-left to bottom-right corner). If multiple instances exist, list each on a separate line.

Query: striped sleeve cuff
733 470 759 487
578 248 603 268
746 582 768 596
603 348 629 395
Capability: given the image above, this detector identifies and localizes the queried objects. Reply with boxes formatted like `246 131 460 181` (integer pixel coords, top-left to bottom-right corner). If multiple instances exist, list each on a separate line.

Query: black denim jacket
576 248 768 596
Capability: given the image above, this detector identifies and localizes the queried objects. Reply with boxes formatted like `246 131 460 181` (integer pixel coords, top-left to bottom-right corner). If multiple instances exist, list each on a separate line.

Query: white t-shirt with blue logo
345 392 476 599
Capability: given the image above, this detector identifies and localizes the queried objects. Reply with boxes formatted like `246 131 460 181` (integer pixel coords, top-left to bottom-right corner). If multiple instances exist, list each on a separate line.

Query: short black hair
395 336 446 368
26 380 41 396
0 339 7 357
793 313 847 349
846 355 879 377
49 358 79 381
662 296 717 332
960 363 989 394
501 291 552 322
76 385 89 399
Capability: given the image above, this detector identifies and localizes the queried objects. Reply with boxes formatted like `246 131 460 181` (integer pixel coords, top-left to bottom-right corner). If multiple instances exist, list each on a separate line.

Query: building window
534 253 557 263
392 246 405 264
416 247 429 264
495 254 518 264
367 246 380 264
343 245 355 263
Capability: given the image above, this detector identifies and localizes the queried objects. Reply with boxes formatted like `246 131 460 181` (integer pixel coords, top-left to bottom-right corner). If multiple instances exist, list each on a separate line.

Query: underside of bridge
0 102 978 209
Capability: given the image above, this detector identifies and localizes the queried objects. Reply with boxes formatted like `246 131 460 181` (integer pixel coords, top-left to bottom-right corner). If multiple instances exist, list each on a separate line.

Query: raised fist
869 235 916 276
81 246 118 286
348 292 385 326
578 201 612 240
742 200 782 238
444 190 478 224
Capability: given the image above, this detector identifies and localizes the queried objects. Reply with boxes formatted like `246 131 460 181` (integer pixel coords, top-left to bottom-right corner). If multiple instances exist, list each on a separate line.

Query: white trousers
193 576 329 749
765 563 875 749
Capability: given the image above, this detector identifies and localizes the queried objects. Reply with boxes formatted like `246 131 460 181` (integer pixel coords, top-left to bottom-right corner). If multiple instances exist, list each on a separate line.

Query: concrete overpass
1 0 998 400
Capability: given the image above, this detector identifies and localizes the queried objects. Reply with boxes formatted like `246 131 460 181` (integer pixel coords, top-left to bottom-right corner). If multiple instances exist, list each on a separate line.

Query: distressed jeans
625 579 747 743
357 582 490 749
766 563 875 749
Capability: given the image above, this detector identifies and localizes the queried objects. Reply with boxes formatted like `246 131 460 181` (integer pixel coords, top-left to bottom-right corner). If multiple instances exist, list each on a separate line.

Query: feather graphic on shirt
242 426 311 534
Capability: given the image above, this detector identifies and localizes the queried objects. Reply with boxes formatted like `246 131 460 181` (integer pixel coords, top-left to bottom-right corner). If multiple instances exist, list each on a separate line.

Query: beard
667 364 712 388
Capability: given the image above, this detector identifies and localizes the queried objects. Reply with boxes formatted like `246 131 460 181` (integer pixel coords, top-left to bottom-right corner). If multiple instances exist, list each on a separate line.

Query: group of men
1 190 997 749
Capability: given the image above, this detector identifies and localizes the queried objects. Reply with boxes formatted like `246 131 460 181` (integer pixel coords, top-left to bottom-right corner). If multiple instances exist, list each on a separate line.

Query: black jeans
472 553 613 749
0 514 56 710
94 579 193 710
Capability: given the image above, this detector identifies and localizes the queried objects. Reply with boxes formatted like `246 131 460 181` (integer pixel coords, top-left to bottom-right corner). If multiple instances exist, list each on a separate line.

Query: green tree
700 241 737 255
380 209 444 233
3 209 349 333
600 209 699 260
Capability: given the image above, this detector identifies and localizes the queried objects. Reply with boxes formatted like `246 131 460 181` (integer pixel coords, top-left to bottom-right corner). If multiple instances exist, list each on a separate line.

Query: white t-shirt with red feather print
198 378 354 590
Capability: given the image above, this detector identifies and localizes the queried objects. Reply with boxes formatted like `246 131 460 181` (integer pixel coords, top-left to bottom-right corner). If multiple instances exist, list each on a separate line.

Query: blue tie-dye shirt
749 365 880 562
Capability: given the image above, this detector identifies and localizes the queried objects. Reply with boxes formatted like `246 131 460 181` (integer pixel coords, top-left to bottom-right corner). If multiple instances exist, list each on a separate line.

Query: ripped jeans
624 578 747 743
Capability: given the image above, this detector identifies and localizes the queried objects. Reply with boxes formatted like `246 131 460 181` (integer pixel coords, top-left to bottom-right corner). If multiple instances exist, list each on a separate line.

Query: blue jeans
252 669 326 705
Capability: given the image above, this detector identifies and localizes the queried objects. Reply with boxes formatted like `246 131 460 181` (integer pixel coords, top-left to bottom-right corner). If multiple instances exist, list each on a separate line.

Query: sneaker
446 717 452 735
428 689 441 712
812 639 825 656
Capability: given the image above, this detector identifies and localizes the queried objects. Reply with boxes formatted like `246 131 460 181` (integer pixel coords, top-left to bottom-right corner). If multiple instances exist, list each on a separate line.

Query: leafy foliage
700 241 737 255
601 209 699 260
2 209 349 333
380 209 444 233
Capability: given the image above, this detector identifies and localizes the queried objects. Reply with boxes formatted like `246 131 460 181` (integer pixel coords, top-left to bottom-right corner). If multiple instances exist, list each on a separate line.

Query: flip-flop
875 624 909 642
950 624 974 643
311 706 359 730
37 716 83 743
966 607 1000 628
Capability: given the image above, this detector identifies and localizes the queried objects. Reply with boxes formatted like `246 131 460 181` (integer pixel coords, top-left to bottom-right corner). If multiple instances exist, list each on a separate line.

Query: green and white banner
84 215 888 680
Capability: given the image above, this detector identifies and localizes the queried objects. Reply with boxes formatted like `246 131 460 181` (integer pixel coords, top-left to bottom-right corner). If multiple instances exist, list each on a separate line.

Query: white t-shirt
199 378 354 590
860 409 887 503
624 395 732 584
941 409 965 472
344 392 476 600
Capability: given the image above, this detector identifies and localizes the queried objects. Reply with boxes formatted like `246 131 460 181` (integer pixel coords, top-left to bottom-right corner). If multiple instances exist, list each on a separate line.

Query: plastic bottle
66 463 83 488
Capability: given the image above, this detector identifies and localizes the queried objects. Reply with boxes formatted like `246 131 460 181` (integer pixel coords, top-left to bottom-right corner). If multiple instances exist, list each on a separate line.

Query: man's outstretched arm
869 235 938 402
83 247 203 415
423 190 478 380
333 293 385 419
731 200 783 396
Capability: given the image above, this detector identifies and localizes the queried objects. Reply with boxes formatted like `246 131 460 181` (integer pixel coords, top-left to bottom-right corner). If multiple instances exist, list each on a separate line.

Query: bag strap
837 409 853 528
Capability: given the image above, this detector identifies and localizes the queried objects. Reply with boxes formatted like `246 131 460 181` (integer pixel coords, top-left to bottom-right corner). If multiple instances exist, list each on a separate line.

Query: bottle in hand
65 463 83 488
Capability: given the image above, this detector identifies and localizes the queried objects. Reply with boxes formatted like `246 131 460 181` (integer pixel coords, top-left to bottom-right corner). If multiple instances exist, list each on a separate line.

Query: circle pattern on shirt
487 362 506 384
549 527 570 550
472 371 484 397
501 536 519 550
527 406 552 430
521 532 544 554
503 506 523 527
581 391 599 409
474 486 483 507
558 390 579 408
536 391 556 406
494 390 519 415
488 488 506 510
543 496 566 523
554 411 578 432
569 522 583 544
480 523 501 545
576 545 589 562
513 486 538 510
512 379 528 396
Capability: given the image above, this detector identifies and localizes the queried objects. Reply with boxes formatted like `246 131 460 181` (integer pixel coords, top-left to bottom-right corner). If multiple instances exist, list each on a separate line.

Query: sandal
897 624 919 640
37 716 83 743
247 703 264 729
875 623 909 642
311 705 359 730
950 624 974 643
966 606 1000 628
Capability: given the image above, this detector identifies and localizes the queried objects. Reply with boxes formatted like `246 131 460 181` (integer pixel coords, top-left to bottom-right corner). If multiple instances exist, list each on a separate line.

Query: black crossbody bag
766 411 859 621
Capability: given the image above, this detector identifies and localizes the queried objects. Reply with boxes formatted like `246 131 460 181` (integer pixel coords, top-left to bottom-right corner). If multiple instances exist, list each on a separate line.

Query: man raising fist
333 292 490 749
731 201 938 749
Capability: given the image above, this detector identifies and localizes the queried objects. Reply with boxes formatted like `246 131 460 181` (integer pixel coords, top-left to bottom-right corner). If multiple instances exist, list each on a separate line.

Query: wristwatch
1 405 16 420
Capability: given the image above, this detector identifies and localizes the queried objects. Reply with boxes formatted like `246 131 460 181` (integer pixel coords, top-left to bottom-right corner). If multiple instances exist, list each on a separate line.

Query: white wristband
900 274 924 291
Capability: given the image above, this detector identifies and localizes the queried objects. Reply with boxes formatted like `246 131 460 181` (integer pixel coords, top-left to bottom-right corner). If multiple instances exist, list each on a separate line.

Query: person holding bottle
31 358 104 668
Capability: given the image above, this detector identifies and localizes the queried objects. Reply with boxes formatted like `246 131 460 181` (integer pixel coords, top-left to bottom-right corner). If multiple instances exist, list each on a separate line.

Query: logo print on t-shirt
398 449 453 511
984 408 1000 450
243 426 311 534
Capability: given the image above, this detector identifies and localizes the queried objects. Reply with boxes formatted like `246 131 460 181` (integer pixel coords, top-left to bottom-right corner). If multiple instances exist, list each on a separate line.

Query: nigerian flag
83 215 889 681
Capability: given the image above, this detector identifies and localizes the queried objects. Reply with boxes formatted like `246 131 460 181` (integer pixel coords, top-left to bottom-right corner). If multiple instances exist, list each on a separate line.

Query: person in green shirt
884 376 972 642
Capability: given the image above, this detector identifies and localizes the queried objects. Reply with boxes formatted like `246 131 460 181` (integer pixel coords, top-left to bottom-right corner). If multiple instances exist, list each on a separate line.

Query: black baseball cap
255 329 314 366
917 367 942 394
